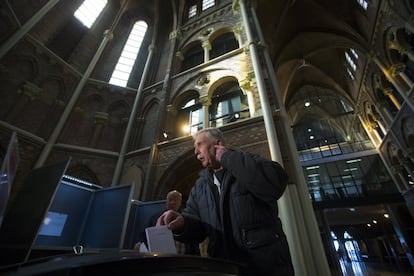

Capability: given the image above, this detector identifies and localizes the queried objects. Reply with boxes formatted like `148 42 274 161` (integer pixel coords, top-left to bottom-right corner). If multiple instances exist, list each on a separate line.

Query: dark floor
330 259 414 276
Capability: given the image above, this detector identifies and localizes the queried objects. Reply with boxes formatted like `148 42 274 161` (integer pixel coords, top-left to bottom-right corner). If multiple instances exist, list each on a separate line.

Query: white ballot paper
145 225 177 253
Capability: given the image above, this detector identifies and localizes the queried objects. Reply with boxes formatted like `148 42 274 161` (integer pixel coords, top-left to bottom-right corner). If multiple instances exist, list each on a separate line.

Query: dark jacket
177 150 294 276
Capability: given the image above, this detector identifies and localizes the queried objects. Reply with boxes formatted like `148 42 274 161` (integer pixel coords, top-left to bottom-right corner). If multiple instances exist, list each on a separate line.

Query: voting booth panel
35 182 134 251
123 199 166 249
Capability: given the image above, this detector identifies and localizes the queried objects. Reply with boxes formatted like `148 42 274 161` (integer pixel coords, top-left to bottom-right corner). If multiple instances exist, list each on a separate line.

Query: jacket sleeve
220 150 288 203
176 181 208 243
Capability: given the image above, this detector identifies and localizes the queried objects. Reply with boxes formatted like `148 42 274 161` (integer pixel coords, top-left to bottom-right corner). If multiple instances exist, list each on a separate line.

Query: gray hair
193 127 225 145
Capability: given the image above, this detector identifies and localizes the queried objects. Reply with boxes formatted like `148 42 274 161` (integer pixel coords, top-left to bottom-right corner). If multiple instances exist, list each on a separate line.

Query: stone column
0 0 60 58
113 44 156 185
373 57 414 110
236 0 331 275
239 77 256 117
202 40 211 62
199 95 211 129
383 87 402 110
377 100 394 126
35 29 115 167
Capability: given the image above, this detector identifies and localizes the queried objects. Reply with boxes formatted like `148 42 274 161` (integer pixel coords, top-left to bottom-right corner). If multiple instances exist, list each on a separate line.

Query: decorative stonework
166 104 177 116
18 81 42 100
176 51 184 61
94 112 109 125
390 63 405 77
196 74 210 87
199 95 211 106
169 29 182 40
239 78 252 90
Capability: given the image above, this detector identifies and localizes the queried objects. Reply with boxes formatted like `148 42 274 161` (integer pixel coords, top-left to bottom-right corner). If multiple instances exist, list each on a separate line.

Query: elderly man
157 127 294 276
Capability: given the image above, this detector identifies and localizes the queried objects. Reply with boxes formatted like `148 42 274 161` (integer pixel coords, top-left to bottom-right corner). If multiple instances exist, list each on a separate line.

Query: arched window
109 21 148 87
209 82 249 127
180 98 203 135
74 0 107 28
202 0 215 11
210 32 239 60
181 43 204 72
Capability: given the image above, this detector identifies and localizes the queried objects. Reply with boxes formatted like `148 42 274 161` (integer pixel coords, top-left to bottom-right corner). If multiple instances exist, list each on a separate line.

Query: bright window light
346 158 361 163
345 52 357 71
346 68 355 80
344 167 358 172
202 0 215 11
109 21 148 87
350 48 359 59
357 0 368 10
188 5 197 18
74 0 107 28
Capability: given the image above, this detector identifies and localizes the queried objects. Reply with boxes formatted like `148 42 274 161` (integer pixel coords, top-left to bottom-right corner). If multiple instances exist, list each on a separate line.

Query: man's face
194 132 217 168
166 193 181 211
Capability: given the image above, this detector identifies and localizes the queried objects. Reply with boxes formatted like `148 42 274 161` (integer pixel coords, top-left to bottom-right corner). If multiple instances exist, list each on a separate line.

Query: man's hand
156 210 185 234
214 142 227 162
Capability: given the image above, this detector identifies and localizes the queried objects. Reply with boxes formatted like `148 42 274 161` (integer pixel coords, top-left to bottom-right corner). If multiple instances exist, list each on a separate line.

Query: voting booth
0 147 244 275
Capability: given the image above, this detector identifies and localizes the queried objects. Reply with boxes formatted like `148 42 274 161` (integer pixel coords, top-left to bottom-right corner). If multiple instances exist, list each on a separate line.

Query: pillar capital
199 95 211 106
18 81 42 100
103 30 113 40
94 111 109 125
390 63 405 77
233 23 243 35
166 104 177 116
148 44 156 52
169 29 182 40
383 87 394 96
239 78 252 90
202 40 211 50
176 51 184 61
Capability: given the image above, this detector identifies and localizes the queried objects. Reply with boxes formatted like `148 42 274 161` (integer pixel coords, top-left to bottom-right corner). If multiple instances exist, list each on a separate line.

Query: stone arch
207 75 240 99
171 89 200 112
137 99 160 148
107 100 129 124
66 163 100 186
84 94 105 112
209 28 239 60
155 148 202 204
401 116 414 149
40 76 66 103
9 55 39 82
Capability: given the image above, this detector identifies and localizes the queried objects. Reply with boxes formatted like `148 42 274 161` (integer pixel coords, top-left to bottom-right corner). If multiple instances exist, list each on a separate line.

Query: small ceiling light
163 132 168 138
373 220 377 224
309 135 314 140
304 101 311 107
349 208 355 212
384 213 389 218
367 223 371 227
308 128 312 132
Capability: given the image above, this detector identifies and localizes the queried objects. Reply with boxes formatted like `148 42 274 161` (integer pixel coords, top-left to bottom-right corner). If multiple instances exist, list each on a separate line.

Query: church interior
0 0 414 275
